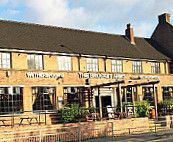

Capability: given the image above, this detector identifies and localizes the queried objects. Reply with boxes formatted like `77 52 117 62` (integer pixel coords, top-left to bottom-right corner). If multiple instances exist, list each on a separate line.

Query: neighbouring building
0 13 172 116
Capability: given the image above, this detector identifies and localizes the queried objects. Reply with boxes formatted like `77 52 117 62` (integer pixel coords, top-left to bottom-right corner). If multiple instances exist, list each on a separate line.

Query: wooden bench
19 117 39 126
0 119 10 127
86 113 100 122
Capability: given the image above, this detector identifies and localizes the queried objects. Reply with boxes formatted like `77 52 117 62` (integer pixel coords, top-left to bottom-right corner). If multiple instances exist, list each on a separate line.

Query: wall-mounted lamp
126 59 130 62
85 79 90 85
60 44 65 47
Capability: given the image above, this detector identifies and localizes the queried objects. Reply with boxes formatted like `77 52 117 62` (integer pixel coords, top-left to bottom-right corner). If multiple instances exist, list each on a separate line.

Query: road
147 136 173 142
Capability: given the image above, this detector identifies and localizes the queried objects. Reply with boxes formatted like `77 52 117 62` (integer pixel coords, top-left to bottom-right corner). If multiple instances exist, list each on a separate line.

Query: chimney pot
158 13 170 24
125 23 135 44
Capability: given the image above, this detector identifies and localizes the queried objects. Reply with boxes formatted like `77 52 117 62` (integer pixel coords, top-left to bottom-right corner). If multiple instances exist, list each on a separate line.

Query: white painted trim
0 48 79 56
142 85 158 87
82 54 105 58
0 48 169 62
161 85 173 87
0 85 25 87
62 85 89 87
30 85 57 87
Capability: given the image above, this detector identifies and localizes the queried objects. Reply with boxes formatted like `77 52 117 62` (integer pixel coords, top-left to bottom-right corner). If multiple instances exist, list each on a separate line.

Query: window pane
0 87 23 115
0 52 11 69
111 60 122 72
132 61 142 73
27 54 43 70
58 56 71 71
151 62 160 74
86 58 98 72
32 87 55 111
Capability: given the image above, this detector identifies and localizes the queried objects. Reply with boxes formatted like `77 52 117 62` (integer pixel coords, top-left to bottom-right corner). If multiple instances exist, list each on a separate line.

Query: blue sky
0 0 172 37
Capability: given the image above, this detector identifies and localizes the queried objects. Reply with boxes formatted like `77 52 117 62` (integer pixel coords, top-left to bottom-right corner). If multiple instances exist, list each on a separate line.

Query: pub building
0 13 172 118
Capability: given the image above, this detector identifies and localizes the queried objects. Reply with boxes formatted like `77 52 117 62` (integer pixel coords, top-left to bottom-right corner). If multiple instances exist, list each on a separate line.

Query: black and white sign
78 72 125 79
26 72 65 78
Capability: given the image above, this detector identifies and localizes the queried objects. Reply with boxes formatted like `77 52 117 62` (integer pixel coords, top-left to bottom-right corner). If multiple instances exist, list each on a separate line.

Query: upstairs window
111 60 122 72
0 52 10 69
86 58 98 72
27 54 43 70
151 62 160 74
58 56 71 71
132 61 142 73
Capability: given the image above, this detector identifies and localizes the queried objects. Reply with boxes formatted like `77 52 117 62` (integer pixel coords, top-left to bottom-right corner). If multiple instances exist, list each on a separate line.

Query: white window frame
27 54 43 70
0 52 11 69
57 56 72 71
151 62 160 74
86 58 99 72
111 60 122 72
132 61 142 73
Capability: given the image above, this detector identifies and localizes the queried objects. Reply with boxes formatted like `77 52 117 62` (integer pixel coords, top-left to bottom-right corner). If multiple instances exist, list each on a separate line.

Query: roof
0 20 170 60
151 22 173 59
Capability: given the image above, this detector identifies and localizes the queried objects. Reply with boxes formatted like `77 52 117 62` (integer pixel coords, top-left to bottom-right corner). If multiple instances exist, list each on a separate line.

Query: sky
0 0 172 37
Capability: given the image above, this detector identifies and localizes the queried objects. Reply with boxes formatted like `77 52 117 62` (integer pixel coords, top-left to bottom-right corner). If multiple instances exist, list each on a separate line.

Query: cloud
22 0 173 37
0 9 19 18
134 23 154 37
25 0 94 29
0 0 9 6
6 9 19 15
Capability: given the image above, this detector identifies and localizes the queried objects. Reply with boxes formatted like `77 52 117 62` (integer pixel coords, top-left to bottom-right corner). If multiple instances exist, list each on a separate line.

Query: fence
1 117 173 141
0 105 139 127
0 122 114 142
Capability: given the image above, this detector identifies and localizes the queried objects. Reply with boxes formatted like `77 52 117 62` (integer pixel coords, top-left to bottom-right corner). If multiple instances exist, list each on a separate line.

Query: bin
150 108 155 119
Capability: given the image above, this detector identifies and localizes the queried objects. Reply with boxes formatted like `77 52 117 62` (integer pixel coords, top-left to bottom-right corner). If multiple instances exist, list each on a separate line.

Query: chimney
158 13 170 24
125 23 135 44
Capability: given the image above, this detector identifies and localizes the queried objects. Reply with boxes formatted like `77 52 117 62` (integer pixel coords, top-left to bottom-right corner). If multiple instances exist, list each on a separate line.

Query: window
132 61 142 73
162 87 173 100
58 56 71 71
142 87 157 106
32 87 55 111
0 87 23 115
122 87 137 103
63 87 87 107
27 54 43 70
151 62 160 74
111 60 122 72
0 52 10 69
86 58 98 72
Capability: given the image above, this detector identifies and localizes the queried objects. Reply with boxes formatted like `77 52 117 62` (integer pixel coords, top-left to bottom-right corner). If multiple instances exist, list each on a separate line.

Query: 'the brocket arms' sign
78 72 125 79
26 72 65 78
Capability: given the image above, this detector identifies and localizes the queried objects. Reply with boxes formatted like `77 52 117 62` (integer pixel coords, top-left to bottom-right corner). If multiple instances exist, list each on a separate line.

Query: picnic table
0 119 10 127
19 117 39 126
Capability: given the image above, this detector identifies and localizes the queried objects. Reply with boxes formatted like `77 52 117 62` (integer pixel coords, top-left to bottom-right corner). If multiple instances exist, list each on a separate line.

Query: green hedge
135 101 151 117
60 103 88 123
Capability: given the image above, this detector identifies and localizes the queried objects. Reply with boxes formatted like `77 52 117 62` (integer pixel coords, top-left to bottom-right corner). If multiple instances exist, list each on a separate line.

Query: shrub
158 99 173 112
60 103 87 123
135 101 151 117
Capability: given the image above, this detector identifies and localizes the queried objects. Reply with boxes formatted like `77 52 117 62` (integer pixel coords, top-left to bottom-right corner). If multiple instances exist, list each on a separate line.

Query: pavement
83 129 173 142
111 130 173 142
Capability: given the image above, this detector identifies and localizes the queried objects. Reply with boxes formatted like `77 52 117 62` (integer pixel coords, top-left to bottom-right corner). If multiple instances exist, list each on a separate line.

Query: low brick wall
0 117 150 134
158 115 173 128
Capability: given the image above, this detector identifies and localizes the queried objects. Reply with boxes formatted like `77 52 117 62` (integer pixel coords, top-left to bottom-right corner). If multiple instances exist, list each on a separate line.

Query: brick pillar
137 86 143 101
23 85 32 111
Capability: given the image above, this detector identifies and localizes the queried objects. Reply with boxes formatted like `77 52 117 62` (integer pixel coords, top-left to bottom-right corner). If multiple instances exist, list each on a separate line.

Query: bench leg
19 119 23 126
